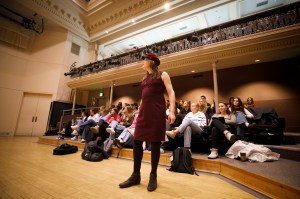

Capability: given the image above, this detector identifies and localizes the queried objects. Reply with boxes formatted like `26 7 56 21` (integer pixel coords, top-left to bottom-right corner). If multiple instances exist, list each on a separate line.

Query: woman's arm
225 114 237 124
162 72 176 124
244 108 254 118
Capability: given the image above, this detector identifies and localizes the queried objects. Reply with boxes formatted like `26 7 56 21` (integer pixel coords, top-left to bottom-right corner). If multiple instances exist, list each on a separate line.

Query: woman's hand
168 112 176 124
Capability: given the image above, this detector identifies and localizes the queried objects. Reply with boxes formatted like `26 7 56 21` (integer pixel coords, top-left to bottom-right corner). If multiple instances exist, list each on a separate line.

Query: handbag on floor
53 143 78 155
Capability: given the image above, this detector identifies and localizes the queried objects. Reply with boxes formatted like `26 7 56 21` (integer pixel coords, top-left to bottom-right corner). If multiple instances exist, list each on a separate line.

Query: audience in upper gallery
230 97 254 140
207 102 237 159
57 111 89 140
71 108 100 143
106 105 134 136
244 97 256 109
166 102 207 151
179 100 191 117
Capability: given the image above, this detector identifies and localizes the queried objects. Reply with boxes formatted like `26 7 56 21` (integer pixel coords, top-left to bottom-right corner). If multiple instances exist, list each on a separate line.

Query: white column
212 61 219 113
72 89 77 115
109 80 114 107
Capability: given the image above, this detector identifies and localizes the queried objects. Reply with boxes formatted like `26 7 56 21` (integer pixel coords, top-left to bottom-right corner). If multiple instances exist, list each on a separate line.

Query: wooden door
15 93 52 136
15 93 38 136
32 94 52 136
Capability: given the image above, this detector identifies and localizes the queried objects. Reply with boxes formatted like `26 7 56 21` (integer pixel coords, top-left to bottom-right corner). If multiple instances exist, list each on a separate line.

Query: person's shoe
70 136 77 141
71 125 80 131
57 130 65 135
113 138 122 148
160 148 165 154
71 130 79 136
119 173 141 188
106 127 115 134
90 126 99 134
142 141 146 150
147 173 157 192
225 131 236 143
166 130 177 139
80 139 86 143
208 148 218 159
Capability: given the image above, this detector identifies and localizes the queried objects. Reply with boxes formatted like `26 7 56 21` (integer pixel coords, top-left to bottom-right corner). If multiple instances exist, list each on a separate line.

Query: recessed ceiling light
131 19 135 23
105 30 109 33
164 3 170 10
255 59 260 62
191 70 195 73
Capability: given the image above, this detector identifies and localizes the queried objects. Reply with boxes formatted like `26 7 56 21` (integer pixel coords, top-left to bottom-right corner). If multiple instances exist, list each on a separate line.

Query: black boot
147 173 157 192
119 173 141 188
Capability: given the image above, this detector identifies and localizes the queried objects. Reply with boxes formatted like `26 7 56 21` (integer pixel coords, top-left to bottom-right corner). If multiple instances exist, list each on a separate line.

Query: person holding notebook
207 102 237 159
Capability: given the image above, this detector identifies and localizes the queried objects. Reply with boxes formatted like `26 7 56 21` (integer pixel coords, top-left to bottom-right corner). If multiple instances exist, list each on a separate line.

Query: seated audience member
228 97 234 109
201 95 211 107
231 97 254 140
166 101 180 117
166 102 207 151
98 108 121 141
131 102 139 115
178 99 184 110
113 110 139 147
71 108 100 143
207 102 237 159
199 97 213 116
57 111 89 140
244 97 256 109
106 105 134 136
179 100 191 117
90 107 110 134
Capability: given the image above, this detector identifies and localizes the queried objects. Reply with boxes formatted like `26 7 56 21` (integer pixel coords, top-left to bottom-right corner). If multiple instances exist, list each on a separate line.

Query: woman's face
218 103 227 114
199 99 204 105
233 98 239 106
247 97 253 104
142 58 152 71
90 110 94 116
110 109 116 115
190 103 199 113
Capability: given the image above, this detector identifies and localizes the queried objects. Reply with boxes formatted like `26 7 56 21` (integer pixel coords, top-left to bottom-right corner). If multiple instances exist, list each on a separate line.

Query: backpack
81 140 109 162
168 147 198 175
53 143 78 155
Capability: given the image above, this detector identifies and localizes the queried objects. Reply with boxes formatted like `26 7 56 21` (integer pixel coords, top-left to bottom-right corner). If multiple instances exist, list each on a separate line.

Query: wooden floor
0 136 260 199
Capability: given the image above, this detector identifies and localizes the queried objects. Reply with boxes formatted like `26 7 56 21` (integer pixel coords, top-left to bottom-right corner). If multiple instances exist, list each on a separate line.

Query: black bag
81 140 109 162
168 147 198 175
53 143 78 155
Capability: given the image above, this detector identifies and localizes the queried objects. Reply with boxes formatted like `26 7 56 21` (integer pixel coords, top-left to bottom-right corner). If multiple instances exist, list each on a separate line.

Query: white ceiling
100 0 299 58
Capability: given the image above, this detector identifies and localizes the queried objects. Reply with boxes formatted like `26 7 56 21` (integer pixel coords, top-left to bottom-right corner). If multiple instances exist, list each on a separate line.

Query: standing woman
119 53 176 192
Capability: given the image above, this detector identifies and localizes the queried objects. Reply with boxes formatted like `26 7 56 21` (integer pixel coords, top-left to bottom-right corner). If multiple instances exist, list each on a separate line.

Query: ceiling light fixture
131 19 135 23
164 3 170 10
255 59 260 62
191 70 195 73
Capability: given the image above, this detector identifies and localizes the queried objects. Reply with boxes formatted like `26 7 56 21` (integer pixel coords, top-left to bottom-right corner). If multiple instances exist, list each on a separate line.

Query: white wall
0 27 90 136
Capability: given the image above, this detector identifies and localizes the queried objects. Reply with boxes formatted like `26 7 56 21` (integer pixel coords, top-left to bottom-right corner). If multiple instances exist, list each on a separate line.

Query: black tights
133 140 161 175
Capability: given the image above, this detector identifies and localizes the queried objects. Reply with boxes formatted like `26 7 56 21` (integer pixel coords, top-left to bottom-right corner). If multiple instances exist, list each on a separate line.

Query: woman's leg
148 141 161 191
119 140 143 189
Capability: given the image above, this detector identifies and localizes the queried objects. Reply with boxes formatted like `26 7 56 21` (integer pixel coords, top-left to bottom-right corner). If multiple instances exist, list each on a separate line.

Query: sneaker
70 136 77 141
71 125 80 131
55 136 64 140
142 141 146 150
208 148 218 159
71 130 78 136
160 148 165 154
113 138 122 148
166 130 177 139
106 127 115 134
80 139 86 143
57 130 65 135
90 126 99 134
225 131 236 143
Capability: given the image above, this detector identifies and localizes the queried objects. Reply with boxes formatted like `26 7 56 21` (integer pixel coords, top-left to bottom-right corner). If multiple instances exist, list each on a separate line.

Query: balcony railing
65 2 300 78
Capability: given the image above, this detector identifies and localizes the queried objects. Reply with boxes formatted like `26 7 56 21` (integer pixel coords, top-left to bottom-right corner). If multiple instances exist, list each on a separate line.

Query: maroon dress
134 71 166 142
